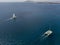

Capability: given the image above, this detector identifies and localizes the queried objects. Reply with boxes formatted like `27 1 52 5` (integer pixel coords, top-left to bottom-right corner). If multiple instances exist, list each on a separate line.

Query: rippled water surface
0 2 59 45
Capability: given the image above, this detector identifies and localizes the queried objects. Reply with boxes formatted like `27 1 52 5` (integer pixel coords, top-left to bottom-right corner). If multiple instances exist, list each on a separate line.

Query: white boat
44 30 53 36
10 13 16 20
40 30 53 39
12 13 16 19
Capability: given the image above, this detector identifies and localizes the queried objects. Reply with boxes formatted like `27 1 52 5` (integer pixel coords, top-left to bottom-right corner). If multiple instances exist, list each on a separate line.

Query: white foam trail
0 13 16 24
4 13 16 21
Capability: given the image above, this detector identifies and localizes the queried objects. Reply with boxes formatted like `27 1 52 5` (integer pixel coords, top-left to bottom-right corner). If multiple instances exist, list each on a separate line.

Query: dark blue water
0 2 59 45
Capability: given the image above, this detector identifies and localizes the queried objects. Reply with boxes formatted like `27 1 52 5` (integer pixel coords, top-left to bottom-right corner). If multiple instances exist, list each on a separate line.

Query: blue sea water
0 2 59 45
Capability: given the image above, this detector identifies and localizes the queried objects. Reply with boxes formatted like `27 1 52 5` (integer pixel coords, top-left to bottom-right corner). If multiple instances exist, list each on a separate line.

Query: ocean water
0 2 59 45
